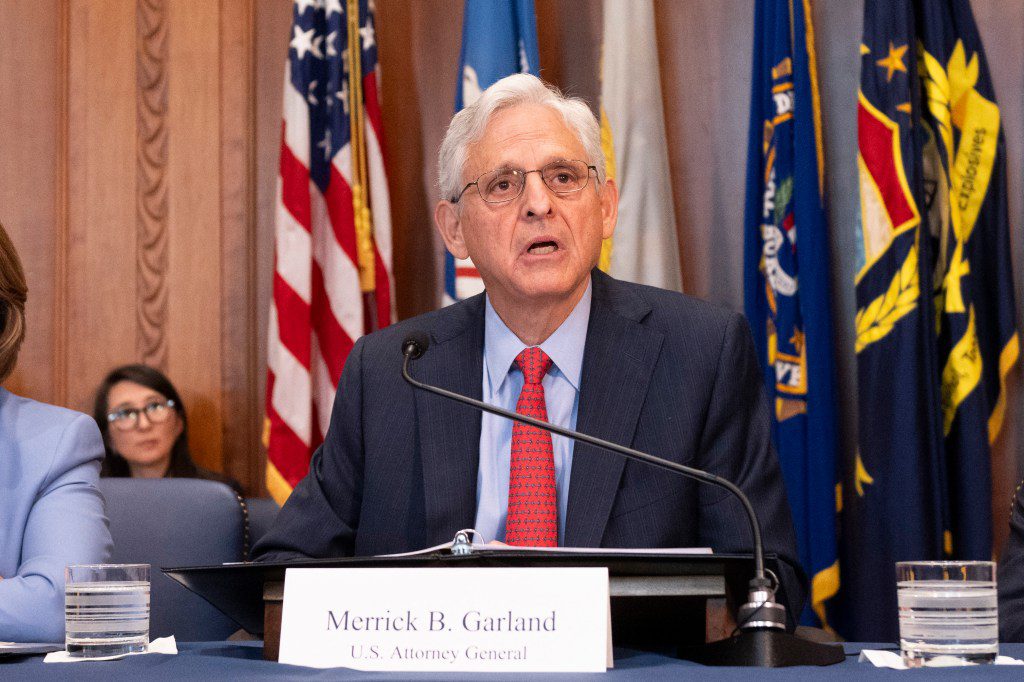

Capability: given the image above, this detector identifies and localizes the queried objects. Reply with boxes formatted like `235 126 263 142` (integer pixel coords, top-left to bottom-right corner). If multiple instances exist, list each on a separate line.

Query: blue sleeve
0 414 113 642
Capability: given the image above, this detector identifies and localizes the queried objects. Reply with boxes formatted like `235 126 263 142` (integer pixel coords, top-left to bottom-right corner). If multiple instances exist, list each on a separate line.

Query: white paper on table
44 636 177 663
859 649 1024 669
380 541 713 558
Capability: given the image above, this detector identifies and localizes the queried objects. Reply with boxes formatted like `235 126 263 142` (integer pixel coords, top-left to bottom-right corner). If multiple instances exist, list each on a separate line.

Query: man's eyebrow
489 157 574 171
538 156 577 168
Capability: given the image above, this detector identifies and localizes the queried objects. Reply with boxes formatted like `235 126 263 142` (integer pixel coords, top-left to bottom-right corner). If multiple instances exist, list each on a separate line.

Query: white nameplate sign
279 567 610 672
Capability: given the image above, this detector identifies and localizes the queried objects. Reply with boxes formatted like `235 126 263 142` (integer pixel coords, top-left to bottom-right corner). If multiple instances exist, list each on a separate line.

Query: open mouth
527 240 559 255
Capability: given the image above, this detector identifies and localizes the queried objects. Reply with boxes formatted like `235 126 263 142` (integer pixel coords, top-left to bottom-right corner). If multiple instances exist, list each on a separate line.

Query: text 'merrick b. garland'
326 609 557 633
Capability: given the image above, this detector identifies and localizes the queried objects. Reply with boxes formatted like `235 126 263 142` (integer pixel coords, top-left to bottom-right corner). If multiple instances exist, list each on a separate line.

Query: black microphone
400 334 782 618
400 332 845 666
401 331 430 361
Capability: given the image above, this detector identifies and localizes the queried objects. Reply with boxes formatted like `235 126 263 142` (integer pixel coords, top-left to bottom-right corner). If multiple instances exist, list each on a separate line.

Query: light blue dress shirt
474 280 592 544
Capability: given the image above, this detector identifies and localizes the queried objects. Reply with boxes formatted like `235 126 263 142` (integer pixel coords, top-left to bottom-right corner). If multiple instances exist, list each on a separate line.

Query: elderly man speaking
255 74 804 618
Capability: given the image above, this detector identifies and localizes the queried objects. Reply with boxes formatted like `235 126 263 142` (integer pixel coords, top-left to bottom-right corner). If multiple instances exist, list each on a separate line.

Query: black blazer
999 481 1024 641
255 270 806 618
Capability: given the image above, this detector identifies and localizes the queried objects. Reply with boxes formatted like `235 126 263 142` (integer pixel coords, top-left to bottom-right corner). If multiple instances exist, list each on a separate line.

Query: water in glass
897 577 998 666
65 569 150 657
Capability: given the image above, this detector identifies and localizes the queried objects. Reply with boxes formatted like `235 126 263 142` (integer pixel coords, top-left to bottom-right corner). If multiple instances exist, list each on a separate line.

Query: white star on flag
291 25 323 60
336 81 350 115
324 0 343 17
295 0 321 15
326 30 339 58
306 79 319 105
317 129 332 160
359 19 375 51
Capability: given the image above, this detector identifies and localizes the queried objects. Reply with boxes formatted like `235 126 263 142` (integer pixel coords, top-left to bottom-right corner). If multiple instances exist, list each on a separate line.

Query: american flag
265 0 392 503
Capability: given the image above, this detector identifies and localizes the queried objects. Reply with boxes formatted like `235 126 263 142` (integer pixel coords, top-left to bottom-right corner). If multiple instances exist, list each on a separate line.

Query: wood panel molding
220 0 262 492
54 0 71 405
136 0 169 369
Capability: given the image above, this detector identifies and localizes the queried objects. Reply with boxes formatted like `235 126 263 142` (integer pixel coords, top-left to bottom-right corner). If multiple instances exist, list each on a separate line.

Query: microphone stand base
677 629 846 667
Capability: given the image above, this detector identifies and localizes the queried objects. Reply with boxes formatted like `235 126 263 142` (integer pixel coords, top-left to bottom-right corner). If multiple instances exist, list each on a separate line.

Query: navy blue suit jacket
999 481 1024 641
255 270 805 618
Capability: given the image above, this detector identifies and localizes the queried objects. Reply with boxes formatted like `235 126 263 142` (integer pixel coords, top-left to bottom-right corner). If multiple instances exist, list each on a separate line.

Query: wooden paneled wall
1 0 261 492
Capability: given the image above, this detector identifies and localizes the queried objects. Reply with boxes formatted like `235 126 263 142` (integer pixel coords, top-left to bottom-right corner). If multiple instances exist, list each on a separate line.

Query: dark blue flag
916 0 1019 569
743 0 840 629
844 0 1018 640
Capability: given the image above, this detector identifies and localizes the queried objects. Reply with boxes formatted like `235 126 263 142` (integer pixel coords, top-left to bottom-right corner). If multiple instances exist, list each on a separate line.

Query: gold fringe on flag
347 0 376 297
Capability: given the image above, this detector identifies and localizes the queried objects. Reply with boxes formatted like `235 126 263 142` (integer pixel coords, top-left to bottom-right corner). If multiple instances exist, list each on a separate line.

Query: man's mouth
527 240 558 255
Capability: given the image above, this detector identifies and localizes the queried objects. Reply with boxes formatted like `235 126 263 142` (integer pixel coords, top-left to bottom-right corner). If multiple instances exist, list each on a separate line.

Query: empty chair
99 478 246 641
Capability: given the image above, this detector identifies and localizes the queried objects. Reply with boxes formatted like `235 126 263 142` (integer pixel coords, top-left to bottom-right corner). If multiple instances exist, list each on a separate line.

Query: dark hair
93 364 199 478
0 222 28 382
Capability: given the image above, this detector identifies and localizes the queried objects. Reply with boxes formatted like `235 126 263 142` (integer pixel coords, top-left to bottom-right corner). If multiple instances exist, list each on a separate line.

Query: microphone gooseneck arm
400 341 767 584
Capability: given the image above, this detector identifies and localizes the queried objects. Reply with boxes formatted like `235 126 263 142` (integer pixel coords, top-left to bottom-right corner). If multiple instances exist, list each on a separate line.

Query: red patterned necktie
505 347 558 547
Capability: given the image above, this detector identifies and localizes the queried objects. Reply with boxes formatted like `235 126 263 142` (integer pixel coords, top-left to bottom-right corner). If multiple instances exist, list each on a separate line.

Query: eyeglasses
106 399 177 431
453 159 598 204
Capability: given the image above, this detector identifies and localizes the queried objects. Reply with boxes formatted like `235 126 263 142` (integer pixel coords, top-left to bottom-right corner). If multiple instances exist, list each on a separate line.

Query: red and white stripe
265 60 393 502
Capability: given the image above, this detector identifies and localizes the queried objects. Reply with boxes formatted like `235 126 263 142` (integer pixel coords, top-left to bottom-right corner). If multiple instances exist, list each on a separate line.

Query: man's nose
520 170 553 218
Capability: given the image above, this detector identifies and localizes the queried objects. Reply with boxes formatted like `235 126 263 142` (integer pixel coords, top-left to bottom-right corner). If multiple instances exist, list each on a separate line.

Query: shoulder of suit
0 388 91 435
355 295 483 353
0 388 101 477
605 277 739 332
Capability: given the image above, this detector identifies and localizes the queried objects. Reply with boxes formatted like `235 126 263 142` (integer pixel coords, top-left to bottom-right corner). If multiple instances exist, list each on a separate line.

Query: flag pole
346 0 378 332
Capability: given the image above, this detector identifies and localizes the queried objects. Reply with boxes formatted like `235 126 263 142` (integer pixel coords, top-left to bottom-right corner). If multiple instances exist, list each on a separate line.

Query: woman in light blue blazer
0 223 113 643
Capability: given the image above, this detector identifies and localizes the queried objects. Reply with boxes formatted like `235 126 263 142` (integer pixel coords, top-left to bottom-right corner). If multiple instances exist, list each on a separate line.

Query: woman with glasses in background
93 364 242 495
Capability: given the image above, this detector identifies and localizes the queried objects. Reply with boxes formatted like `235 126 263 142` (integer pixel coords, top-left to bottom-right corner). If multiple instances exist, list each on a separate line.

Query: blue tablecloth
3 642 1024 680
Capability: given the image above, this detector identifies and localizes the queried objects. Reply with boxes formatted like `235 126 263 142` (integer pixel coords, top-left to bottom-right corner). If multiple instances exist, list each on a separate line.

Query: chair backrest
99 478 246 641
244 497 281 547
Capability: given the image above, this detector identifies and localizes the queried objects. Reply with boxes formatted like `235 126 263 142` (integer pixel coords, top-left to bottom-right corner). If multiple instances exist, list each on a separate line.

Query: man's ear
600 177 619 240
434 200 469 260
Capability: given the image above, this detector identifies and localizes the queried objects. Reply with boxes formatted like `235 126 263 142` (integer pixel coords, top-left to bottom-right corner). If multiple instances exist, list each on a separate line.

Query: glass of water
65 564 150 658
896 560 998 667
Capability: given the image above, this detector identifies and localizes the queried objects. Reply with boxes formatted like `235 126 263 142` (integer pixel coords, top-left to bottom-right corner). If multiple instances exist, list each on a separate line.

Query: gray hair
437 73 605 201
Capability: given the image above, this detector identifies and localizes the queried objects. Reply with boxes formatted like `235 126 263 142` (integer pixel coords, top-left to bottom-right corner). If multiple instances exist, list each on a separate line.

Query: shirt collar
484 278 592 392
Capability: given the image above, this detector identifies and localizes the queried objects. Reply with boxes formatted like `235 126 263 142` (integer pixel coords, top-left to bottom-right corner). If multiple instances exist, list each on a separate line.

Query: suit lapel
416 295 485 546
565 272 664 547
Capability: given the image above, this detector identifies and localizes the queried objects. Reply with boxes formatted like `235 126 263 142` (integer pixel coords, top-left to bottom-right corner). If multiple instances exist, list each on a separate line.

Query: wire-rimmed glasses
453 159 598 204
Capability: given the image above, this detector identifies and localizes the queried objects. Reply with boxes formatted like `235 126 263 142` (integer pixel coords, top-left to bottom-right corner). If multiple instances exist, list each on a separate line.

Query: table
3 642 1024 680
